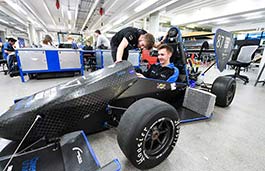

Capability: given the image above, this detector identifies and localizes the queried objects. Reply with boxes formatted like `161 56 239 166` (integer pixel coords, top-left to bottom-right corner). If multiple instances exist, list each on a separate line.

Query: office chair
227 45 258 84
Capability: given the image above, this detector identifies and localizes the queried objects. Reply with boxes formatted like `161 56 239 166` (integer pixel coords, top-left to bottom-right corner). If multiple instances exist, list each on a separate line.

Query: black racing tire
117 98 180 170
211 76 236 107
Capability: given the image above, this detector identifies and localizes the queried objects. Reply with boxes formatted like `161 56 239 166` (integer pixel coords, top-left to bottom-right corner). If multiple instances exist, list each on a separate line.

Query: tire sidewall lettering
135 118 180 166
135 126 148 165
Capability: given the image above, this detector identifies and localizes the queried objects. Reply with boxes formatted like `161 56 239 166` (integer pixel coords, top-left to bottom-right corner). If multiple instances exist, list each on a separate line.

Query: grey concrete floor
0 66 265 171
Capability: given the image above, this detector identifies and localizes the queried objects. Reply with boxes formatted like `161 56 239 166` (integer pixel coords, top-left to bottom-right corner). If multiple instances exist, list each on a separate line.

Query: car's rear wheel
117 98 180 170
211 76 236 107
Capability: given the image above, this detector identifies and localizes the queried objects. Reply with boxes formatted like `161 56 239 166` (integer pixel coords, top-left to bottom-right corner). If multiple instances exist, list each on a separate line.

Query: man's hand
155 32 169 48
136 73 145 78
115 60 122 64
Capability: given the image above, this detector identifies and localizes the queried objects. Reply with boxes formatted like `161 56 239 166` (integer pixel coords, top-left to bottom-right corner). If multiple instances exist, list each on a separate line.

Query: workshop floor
0 66 264 171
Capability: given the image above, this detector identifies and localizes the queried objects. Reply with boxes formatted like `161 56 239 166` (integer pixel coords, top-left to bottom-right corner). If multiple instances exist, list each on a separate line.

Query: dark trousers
7 55 17 73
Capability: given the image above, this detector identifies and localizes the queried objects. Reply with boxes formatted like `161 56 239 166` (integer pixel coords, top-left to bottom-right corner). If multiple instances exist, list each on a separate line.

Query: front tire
117 98 180 170
211 76 236 107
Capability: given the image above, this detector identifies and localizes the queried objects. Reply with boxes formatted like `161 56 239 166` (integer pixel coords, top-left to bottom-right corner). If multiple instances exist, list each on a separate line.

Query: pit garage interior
0 0 265 171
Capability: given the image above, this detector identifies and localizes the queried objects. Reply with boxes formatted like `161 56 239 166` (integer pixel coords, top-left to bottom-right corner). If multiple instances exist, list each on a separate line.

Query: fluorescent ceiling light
134 0 159 12
73 0 80 29
245 15 263 20
5 0 27 15
43 0 56 25
12 15 26 26
102 24 112 33
104 0 179 33
216 20 231 24
0 18 9 24
14 26 25 32
61 8 65 18
113 16 129 25
133 0 179 23
68 11 72 20
27 16 33 23
241 12 263 18
20 0 46 28
197 21 212 25
27 17 41 27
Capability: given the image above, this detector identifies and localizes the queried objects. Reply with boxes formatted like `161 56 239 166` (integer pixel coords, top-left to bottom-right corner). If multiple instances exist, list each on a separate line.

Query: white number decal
216 35 225 49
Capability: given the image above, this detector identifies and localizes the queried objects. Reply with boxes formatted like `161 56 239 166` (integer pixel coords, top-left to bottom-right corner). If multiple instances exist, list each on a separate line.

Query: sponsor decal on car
116 71 126 76
156 83 166 90
170 83 176 90
129 69 135 74
72 147 83 164
60 79 82 89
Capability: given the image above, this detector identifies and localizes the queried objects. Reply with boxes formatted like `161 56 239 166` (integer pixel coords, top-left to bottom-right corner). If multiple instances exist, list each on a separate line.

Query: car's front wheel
117 98 180 170
211 76 236 107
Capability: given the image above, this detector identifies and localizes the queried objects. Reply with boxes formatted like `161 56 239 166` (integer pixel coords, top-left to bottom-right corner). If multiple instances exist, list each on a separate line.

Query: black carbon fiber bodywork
0 61 137 142
113 78 186 108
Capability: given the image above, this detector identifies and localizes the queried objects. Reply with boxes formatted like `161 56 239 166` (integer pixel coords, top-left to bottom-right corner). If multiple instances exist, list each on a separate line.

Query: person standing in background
110 27 155 63
94 30 110 49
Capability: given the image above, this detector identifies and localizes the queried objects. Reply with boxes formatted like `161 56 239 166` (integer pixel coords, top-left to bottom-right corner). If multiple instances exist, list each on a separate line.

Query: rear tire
211 76 236 107
117 98 180 170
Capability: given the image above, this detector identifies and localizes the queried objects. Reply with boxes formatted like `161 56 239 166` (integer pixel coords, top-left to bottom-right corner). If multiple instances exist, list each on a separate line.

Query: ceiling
0 0 264 38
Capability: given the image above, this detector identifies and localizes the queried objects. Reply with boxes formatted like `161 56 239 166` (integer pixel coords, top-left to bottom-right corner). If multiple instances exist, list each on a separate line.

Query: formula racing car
0 28 236 170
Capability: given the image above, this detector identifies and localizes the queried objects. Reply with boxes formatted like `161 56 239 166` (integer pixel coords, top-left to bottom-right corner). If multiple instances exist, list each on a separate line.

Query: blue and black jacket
143 63 179 82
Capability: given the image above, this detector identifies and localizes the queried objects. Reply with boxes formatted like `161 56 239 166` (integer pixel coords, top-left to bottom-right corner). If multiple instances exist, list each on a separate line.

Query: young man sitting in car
137 44 179 82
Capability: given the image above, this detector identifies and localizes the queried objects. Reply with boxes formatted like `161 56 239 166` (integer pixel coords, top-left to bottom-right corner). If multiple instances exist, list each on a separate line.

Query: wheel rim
226 83 236 105
143 118 175 157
